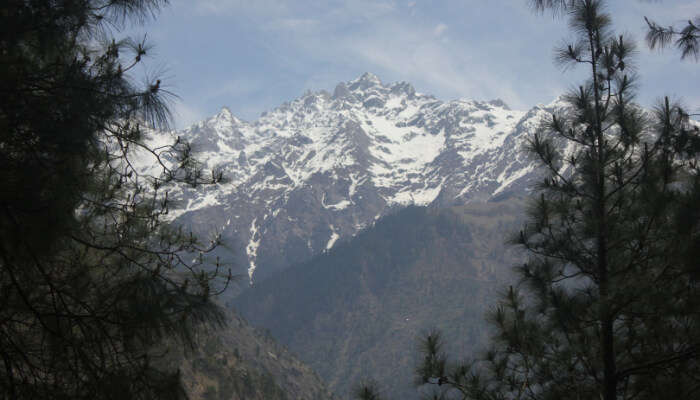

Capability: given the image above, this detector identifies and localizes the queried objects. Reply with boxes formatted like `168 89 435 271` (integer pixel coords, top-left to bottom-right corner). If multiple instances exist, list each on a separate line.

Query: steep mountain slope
158 308 336 400
233 200 526 399
148 73 560 283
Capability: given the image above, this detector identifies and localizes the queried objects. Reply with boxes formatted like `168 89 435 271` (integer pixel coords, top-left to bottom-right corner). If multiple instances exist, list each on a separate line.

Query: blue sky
126 0 699 128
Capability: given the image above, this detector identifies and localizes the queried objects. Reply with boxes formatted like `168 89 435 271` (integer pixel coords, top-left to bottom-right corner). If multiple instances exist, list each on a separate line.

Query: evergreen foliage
645 15 699 61
166 308 336 400
355 1 700 399
531 0 700 62
353 380 386 400
0 1 229 399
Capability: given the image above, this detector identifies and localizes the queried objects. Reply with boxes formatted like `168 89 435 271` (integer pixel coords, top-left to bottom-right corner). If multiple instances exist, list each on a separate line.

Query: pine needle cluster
0 1 230 399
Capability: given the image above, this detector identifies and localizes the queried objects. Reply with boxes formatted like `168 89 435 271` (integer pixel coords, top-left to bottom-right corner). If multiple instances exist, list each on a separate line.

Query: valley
149 73 557 399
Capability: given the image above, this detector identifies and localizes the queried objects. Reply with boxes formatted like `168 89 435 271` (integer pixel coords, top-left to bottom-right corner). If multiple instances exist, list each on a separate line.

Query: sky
124 0 699 129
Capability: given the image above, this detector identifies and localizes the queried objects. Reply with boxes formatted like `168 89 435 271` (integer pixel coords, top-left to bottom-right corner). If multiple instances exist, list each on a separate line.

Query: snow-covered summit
153 73 556 282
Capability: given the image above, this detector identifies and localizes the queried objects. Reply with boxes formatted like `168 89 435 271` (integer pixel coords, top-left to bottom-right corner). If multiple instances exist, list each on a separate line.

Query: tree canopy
0 1 229 398
530 0 700 61
645 15 699 61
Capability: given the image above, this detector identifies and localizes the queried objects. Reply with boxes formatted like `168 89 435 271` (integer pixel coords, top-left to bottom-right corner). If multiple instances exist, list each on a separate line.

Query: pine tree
531 1 699 62
0 1 230 399
412 1 700 399
645 15 699 61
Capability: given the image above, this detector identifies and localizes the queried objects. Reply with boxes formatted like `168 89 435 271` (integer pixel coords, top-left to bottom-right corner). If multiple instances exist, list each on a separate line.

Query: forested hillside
159 308 336 400
234 199 525 399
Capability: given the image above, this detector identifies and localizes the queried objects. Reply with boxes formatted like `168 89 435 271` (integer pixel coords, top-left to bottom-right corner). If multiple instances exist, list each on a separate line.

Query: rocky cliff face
146 73 562 283
159 309 336 400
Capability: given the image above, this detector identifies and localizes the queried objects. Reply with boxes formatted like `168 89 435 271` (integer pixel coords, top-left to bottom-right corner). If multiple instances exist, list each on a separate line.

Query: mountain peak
358 72 381 83
165 74 547 282
214 106 243 125
348 72 382 91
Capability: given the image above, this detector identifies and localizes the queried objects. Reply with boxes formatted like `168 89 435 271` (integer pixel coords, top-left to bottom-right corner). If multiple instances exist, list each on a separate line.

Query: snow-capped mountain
150 73 559 283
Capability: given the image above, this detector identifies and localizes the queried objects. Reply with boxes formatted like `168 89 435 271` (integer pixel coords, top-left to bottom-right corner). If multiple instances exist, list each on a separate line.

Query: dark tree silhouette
531 0 699 62
645 15 699 61
0 1 230 399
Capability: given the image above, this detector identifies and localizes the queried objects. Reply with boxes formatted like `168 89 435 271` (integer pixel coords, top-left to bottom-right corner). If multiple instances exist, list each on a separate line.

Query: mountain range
137 73 575 398
147 72 562 284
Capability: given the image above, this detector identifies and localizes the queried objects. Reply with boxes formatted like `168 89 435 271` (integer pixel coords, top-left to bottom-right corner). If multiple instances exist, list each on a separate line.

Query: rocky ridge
146 73 562 283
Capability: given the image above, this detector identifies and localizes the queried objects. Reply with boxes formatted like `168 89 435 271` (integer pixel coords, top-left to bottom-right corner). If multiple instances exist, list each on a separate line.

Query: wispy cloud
248 7 540 108
339 24 529 107
433 23 448 37
145 0 698 122
189 0 291 17
204 77 265 100
171 100 206 129
263 18 320 32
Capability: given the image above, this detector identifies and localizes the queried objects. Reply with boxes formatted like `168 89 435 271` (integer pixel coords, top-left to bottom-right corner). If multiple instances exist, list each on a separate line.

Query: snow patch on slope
246 218 261 282
326 225 340 250
160 73 554 282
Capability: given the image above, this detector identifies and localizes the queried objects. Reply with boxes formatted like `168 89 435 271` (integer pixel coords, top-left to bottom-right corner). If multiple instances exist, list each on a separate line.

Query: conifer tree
0 1 229 399
533 0 699 62
645 15 699 61
410 1 700 399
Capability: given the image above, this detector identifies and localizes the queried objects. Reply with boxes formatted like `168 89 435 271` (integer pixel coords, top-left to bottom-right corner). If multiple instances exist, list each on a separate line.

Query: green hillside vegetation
234 199 526 399
158 308 336 400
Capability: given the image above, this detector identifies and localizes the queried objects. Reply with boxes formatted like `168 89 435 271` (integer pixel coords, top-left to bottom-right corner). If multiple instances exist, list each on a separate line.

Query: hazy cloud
140 0 699 125
171 100 206 129
433 23 448 37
